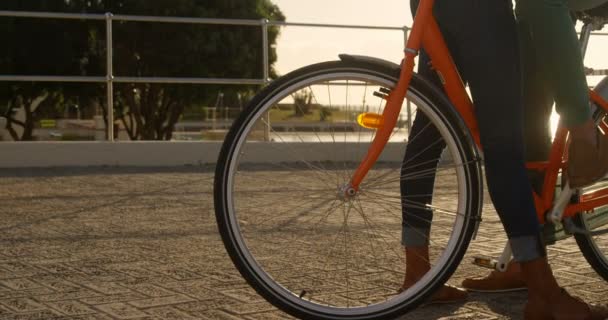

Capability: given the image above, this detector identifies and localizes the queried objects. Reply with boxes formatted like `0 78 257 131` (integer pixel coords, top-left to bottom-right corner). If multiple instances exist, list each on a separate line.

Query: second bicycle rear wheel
214 58 482 319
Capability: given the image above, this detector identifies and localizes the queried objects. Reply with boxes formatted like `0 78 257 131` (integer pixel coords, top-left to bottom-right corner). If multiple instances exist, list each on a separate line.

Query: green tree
0 0 97 140
73 0 285 140
319 106 332 122
293 89 313 117
0 0 284 140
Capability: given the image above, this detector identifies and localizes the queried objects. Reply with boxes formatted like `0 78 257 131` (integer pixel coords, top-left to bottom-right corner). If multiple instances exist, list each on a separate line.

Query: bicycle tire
214 59 482 319
573 76 608 281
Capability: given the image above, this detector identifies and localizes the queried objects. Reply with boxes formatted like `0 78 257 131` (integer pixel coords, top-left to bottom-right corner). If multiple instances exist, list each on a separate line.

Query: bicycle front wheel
214 59 482 319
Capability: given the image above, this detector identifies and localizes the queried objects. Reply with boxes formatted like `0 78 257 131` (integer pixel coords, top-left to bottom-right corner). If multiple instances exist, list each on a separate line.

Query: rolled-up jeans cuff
510 235 547 262
401 226 430 247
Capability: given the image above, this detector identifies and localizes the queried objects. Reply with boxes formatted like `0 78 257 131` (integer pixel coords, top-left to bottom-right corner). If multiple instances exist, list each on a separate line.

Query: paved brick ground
0 167 607 320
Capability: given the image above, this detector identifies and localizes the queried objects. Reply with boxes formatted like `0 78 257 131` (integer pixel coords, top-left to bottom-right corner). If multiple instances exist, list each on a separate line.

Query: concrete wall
0 141 408 168
0 142 222 168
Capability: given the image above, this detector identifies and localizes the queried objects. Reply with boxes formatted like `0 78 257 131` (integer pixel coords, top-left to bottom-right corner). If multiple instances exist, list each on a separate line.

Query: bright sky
271 0 411 74
272 0 607 86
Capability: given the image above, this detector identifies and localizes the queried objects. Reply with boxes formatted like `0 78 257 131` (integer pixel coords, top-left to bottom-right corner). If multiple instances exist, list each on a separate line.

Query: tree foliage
293 89 313 118
0 0 95 140
0 0 284 140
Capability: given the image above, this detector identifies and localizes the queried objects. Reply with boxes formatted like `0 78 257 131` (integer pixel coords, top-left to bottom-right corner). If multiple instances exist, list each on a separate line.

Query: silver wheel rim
223 69 472 316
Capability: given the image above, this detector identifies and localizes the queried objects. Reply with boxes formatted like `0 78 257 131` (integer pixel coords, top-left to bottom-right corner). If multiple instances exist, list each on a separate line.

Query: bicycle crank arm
549 182 574 223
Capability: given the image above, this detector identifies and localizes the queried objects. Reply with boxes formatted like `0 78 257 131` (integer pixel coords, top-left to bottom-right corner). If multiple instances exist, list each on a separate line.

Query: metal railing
0 10 410 141
1 10 606 141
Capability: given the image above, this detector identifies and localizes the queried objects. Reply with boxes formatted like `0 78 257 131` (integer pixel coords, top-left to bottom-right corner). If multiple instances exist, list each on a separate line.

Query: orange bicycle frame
349 0 608 224
350 0 478 191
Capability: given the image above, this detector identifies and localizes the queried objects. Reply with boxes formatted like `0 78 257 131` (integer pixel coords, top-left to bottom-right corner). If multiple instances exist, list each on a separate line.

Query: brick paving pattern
0 167 606 319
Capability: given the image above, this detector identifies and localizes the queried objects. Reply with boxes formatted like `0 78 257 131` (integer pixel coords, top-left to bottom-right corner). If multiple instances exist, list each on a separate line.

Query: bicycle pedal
472 256 497 270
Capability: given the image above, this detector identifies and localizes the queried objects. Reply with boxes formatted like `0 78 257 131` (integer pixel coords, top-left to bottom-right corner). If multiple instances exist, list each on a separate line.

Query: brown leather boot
568 121 608 189
525 289 608 320
521 257 608 320
461 260 527 293
400 246 467 304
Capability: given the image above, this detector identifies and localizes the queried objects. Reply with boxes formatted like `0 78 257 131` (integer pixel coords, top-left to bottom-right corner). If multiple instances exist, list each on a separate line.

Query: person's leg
400 51 445 251
517 0 590 127
401 0 541 302
519 13 554 192
403 0 546 301
441 0 542 260
398 0 468 303
460 0 608 319
517 0 608 188
400 56 468 302
437 1 606 318
462 7 554 293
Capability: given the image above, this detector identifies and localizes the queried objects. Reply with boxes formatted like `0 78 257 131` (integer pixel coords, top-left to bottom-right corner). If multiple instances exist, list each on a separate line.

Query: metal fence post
404 27 413 133
261 18 270 83
106 12 115 141
262 18 271 141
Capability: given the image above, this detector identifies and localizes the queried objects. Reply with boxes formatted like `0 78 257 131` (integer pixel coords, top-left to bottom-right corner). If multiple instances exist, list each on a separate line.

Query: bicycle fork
347 0 436 195
347 60 414 194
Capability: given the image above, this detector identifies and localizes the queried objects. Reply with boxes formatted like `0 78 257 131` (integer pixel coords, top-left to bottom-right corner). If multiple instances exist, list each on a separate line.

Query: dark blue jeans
401 0 545 262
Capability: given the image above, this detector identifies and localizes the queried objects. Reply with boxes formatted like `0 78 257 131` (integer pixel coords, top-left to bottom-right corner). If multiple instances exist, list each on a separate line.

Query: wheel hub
338 183 358 201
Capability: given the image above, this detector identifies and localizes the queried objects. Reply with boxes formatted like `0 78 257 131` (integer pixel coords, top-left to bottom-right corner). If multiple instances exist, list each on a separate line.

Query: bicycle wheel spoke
235 171 337 195
257 116 337 178
238 195 334 228
352 197 406 263
357 192 463 246
361 189 465 219
310 85 341 187
351 198 397 277
362 159 477 190
357 192 449 249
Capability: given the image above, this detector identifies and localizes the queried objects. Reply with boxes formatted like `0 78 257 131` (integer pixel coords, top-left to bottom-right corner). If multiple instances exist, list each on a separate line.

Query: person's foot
525 288 608 320
461 261 526 292
398 283 468 304
401 246 467 305
568 120 608 189
521 256 608 320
